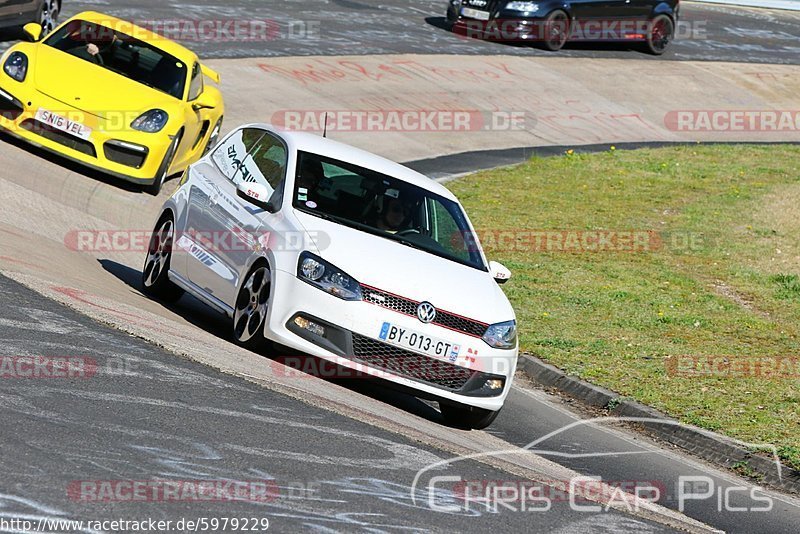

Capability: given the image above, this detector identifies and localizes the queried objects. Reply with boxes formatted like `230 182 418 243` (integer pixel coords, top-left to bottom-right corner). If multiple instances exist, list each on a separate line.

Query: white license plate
35 108 92 140
461 7 490 21
379 322 461 362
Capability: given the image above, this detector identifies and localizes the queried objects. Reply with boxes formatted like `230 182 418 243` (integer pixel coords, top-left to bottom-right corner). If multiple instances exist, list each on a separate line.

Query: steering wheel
90 51 104 66
396 229 421 237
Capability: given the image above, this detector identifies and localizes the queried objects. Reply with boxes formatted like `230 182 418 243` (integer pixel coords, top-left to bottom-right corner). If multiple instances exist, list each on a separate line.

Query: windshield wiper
392 235 427 252
297 207 484 269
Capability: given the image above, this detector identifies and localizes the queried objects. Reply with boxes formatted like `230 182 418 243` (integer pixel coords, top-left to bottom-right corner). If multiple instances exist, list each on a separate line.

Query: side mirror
489 261 511 285
23 23 43 42
236 182 276 212
192 93 216 111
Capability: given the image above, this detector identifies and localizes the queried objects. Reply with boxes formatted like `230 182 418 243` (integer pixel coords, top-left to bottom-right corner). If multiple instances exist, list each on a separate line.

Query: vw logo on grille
417 302 437 324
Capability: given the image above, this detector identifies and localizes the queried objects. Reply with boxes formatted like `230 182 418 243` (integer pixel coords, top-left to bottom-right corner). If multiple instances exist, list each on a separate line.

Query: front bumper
265 269 518 411
452 17 548 42
0 79 171 184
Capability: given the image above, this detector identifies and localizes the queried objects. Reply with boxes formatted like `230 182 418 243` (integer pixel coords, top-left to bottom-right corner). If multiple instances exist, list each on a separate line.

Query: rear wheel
645 14 674 55
233 263 272 351
203 117 224 155
142 214 184 302
440 403 501 430
145 133 181 196
541 10 569 51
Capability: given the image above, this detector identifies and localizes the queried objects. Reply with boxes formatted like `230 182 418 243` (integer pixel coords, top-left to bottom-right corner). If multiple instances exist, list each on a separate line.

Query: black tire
645 14 674 55
232 262 272 352
145 133 181 196
202 116 223 156
142 213 184 302
440 403 501 430
541 10 570 52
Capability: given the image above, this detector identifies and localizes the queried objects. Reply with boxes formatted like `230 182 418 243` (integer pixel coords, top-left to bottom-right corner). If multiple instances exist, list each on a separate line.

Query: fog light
486 378 504 390
294 316 325 337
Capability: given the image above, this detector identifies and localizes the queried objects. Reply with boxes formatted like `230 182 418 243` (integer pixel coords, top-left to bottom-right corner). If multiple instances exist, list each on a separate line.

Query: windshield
45 20 187 99
293 151 486 271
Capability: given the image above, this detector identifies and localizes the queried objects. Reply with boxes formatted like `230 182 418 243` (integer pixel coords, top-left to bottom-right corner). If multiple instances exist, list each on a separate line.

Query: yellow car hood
33 45 177 120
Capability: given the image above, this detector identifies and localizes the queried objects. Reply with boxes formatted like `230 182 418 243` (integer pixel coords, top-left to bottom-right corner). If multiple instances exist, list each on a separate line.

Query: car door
187 127 288 308
569 0 629 20
182 127 264 301
621 0 657 20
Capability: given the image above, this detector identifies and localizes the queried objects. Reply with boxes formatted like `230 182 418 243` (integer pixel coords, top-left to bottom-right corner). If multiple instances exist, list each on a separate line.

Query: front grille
361 284 488 338
19 119 96 157
104 142 148 168
351 333 475 391
464 0 501 11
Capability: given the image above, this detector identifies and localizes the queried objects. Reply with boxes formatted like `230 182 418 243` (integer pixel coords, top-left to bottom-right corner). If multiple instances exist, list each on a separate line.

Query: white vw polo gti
142 123 518 429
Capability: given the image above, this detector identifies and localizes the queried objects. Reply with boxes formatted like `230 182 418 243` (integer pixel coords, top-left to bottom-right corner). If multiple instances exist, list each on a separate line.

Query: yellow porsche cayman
0 11 224 194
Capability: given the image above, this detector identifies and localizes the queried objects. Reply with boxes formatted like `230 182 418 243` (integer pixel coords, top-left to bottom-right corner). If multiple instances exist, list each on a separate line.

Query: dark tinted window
293 151 486 271
45 20 187 99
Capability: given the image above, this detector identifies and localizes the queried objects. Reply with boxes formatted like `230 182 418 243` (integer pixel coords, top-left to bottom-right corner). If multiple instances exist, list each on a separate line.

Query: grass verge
448 144 800 470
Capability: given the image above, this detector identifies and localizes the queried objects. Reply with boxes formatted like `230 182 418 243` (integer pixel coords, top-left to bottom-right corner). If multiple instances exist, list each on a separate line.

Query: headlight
297 252 362 301
506 1 539 11
3 52 28 82
482 320 517 349
131 109 169 133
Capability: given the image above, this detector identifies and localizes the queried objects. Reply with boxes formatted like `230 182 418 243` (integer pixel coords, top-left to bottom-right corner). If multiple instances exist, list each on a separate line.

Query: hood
33 45 174 119
294 211 515 325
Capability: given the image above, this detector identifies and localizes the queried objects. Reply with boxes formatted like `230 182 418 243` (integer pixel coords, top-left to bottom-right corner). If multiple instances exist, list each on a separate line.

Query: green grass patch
448 144 800 470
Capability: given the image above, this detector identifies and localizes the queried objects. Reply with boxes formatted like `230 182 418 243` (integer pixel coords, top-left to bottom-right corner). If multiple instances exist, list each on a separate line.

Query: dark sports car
0 0 60 36
446 0 679 55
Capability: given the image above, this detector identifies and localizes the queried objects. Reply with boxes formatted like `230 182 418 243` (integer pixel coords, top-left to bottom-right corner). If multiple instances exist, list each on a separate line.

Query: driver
60 22 118 63
376 196 409 233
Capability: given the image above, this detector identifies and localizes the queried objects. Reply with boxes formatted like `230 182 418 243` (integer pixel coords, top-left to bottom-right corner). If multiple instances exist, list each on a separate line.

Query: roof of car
72 11 198 64
256 126 458 201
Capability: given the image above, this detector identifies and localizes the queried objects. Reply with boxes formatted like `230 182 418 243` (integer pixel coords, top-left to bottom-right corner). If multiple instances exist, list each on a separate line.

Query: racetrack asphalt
0 273 681 534
0 0 800 63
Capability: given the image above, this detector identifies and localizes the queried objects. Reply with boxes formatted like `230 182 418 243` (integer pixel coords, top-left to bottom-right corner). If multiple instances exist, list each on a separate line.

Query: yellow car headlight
131 109 169 133
3 52 28 82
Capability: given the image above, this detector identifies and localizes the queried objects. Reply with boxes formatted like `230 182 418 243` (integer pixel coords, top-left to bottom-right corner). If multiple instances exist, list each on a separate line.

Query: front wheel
541 10 570 52
233 263 272 351
645 14 674 55
440 403 501 430
142 214 184 302
145 133 181 196
203 117 224 156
